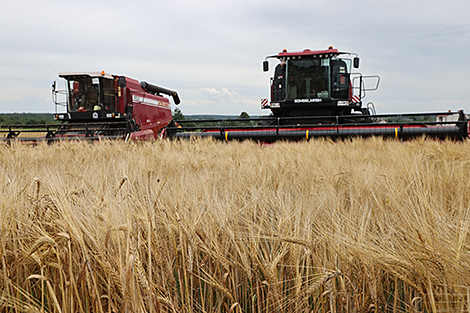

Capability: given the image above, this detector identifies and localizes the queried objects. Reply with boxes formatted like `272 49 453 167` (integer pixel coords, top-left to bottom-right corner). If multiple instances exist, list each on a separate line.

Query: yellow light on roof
101 71 105 76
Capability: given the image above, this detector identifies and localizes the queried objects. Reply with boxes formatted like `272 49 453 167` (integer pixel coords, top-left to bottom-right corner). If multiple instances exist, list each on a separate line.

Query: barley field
1 138 470 313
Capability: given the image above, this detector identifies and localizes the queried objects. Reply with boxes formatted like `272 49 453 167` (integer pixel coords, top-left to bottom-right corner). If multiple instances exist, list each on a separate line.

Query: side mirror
263 60 269 72
353 57 360 69
52 81 56 92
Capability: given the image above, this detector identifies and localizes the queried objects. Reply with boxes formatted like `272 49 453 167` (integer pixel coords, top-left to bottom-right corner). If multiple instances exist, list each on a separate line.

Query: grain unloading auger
164 47 469 141
0 71 180 143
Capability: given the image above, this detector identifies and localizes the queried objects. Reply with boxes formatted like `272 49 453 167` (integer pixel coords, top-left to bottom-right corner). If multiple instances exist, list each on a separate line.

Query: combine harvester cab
1 71 180 143
261 46 379 123
166 47 469 141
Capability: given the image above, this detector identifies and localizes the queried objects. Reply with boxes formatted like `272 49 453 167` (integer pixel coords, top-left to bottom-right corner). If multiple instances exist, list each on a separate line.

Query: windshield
67 77 115 112
285 57 352 100
286 58 330 99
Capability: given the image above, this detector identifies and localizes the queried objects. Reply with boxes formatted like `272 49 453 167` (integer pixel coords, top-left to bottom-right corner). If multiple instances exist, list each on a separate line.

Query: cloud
179 87 261 115
200 87 239 101
1 0 470 116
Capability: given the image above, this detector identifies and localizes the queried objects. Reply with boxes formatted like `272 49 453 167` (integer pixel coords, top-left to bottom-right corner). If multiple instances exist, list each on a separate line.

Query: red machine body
53 71 179 139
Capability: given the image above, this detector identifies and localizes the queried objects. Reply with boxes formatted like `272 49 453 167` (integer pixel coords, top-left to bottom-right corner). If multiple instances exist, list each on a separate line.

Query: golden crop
1 137 470 312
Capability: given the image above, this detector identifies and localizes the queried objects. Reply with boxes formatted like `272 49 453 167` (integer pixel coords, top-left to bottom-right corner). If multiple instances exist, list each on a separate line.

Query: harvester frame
1 71 180 143
165 46 469 141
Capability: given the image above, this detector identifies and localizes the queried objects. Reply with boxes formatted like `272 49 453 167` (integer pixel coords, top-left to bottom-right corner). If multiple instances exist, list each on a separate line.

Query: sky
1 0 469 116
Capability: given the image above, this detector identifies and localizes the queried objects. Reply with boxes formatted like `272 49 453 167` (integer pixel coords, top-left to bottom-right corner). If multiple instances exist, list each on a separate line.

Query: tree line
0 113 58 125
173 108 255 128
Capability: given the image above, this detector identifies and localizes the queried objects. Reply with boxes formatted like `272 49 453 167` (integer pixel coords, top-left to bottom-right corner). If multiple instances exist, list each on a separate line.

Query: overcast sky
1 0 469 116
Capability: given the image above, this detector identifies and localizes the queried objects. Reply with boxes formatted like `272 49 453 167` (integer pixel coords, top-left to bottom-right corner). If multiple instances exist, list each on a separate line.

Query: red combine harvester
165 47 469 141
0 71 180 142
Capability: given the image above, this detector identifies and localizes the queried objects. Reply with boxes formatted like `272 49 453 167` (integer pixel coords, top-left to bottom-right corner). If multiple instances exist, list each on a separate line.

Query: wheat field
1 137 470 312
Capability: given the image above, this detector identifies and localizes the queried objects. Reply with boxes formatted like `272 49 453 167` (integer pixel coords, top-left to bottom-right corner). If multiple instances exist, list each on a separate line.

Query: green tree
238 111 250 119
173 108 185 121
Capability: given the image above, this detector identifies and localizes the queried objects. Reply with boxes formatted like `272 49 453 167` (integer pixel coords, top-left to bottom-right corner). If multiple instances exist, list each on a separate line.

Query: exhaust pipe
140 81 181 105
